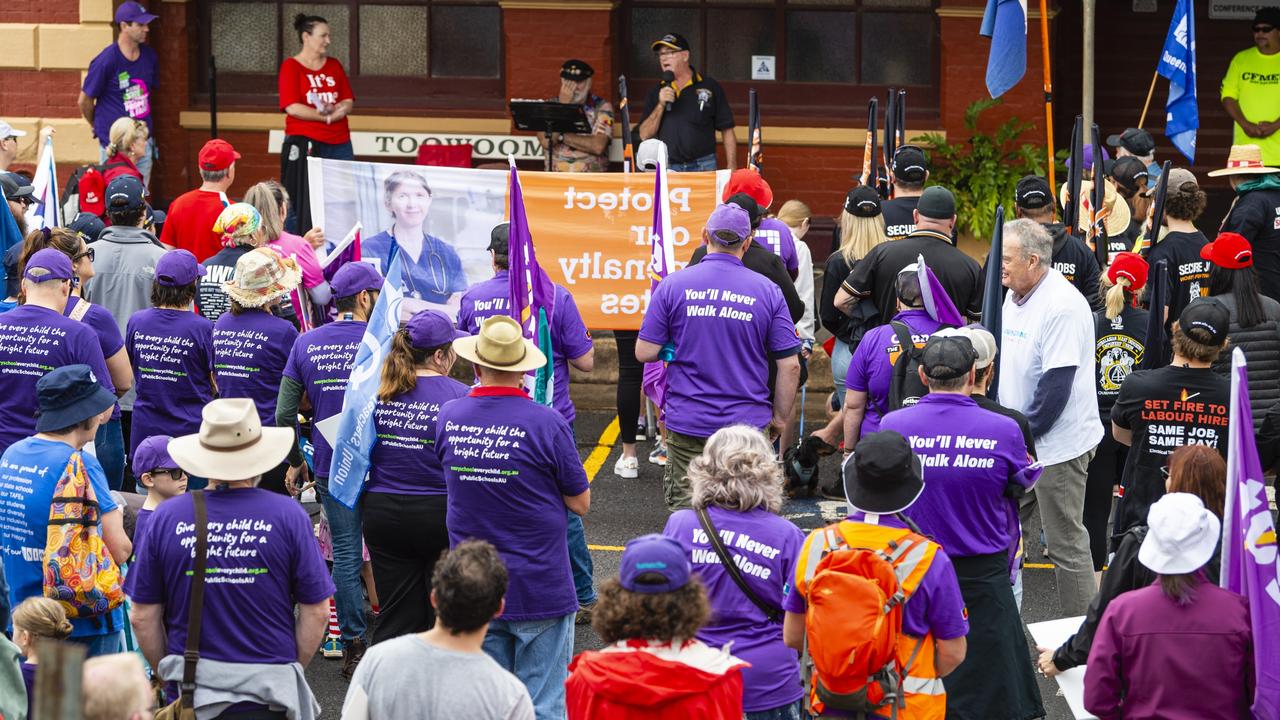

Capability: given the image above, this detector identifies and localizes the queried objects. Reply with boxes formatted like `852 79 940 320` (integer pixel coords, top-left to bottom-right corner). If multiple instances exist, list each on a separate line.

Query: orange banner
518 170 724 330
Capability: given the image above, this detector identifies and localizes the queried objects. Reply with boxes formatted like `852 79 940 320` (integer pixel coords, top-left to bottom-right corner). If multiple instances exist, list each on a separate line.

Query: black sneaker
341 637 367 680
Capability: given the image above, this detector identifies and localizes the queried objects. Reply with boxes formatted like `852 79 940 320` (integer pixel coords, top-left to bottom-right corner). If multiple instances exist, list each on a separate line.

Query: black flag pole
1091 123 1109 268
1141 160 1173 257
883 88 897 198
859 97 879 191
748 89 762 172
209 54 218 139
618 76 634 172
1063 115 1084 239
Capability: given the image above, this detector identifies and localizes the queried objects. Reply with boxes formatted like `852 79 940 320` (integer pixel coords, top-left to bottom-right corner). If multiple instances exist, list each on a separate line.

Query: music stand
510 100 592 171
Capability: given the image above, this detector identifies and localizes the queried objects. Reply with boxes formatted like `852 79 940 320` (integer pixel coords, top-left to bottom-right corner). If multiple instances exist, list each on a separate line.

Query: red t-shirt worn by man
278 56 354 146
160 189 228 262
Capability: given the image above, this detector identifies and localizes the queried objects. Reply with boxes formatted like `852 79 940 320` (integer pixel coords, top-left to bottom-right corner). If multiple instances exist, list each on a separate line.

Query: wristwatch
556 133 566 144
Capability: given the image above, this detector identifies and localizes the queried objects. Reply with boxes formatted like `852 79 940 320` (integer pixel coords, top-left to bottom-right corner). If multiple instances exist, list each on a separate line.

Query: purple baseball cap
133 435 176 475
115 1 157 24
330 262 383 299
706 203 751 246
619 534 691 594
24 248 73 284
406 309 467 349
155 249 205 287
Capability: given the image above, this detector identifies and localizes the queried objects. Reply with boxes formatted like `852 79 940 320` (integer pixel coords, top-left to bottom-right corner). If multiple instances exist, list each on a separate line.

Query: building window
623 0 937 119
199 0 503 109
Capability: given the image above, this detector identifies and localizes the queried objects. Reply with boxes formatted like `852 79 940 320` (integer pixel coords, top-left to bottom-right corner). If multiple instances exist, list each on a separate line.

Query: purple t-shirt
126 308 214 458
369 375 469 495
879 394 1032 558
213 310 299 425
457 273 593 423
82 43 158 144
845 309 943 435
0 305 112 452
127 488 335 664
782 514 969 641
66 296 124 421
663 506 805 712
435 387 590 621
283 320 366 477
755 218 800 278
639 253 801 438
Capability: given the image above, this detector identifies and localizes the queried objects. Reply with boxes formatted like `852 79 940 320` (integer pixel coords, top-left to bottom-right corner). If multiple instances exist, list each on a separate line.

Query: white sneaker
614 455 639 479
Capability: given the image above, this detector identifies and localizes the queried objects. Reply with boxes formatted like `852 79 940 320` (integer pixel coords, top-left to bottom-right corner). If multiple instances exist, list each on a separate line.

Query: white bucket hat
168 398 293 480
1138 492 1221 575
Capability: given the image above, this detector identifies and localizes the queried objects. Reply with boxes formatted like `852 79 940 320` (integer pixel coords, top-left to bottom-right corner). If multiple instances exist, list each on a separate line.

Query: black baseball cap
1106 127 1156 157
488 222 510 254
561 59 594 81
725 192 763 230
892 146 929 183
921 334 978 380
1255 7 1280 27
1015 175 1054 210
845 185 882 218
0 172 33 202
68 212 107 243
842 430 925 515
1107 156 1150 196
916 186 956 220
1179 298 1229 346
651 33 690 52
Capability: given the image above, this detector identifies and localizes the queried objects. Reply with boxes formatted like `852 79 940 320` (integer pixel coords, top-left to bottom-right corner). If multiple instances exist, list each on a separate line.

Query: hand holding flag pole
859 98 879 191
619 75 635 173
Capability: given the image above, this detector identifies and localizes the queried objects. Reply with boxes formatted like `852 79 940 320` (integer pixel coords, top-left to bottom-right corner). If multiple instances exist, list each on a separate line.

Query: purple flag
506 161 556 405
642 158 674 411
916 254 964 326
1222 347 1280 718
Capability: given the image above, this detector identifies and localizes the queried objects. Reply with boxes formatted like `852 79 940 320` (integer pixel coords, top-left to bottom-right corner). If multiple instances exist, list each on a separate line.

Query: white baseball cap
636 139 668 171
0 121 27 139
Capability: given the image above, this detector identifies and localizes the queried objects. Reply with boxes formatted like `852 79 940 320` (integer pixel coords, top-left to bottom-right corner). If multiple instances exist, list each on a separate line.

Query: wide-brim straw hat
453 315 546 373
224 246 302 308
168 398 293 479
1207 144 1280 177
1059 178 1132 237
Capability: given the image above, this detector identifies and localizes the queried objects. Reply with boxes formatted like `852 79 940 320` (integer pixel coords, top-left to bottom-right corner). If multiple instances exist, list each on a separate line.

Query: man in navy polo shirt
638 32 736 172
879 334 1044 720
437 315 590 720
638 203 802 511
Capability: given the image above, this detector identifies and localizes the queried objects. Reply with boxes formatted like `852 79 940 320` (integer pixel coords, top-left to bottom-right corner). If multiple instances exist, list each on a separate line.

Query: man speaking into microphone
639 32 736 172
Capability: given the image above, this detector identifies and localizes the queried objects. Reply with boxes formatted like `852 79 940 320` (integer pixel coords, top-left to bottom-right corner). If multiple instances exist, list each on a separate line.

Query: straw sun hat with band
223 246 301 309
1207 144 1280 178
453 315 546 374
1058 179 1132 237
168 398 293 480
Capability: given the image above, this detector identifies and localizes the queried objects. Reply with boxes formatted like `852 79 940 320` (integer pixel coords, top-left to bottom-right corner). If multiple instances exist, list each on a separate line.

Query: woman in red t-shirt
278 13 355 159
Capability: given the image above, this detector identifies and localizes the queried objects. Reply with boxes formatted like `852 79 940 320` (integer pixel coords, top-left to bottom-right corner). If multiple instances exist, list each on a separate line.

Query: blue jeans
746 699 807 720
309 139 354 160
567 510 595 606
94 418 125 491
483 614 574 720
670 153 717 172
315 476 367 645
830 339 853 405
67 630 125 658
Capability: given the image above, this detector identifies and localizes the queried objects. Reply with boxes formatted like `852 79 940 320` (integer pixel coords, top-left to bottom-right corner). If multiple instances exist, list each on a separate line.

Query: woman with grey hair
662 424 806 720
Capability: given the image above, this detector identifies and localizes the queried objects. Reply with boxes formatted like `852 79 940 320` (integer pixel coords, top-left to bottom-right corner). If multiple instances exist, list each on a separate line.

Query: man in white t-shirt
997 219 1103 617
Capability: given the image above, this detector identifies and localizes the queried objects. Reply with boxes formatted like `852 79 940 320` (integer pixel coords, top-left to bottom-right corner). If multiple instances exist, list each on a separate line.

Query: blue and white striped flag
980 0 1027 99
1158 0 1198 161
25 136 59 231
326 257 404 509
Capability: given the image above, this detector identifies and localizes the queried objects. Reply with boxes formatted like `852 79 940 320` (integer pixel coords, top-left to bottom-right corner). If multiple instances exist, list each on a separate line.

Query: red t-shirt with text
160 189 228 262
278 57 354 146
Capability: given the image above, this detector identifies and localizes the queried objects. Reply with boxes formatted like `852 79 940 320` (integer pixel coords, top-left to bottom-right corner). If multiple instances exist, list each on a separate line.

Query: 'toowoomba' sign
269 130 626 162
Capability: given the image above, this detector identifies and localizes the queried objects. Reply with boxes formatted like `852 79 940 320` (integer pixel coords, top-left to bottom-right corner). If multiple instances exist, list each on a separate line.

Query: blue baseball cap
406 309 466 349
115 1 157 24
24 248 74 284
619 534 691 594
132 435 176 475
155 249 205 287
330 262 383 299
106 175 146 213
35 365 117 432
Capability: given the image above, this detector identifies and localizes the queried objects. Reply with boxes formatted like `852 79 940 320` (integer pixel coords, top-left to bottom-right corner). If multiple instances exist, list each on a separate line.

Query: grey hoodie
85 225 166 411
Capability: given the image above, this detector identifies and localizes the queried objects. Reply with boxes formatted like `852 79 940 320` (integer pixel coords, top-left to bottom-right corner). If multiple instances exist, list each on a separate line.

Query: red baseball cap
198 139 241 172
1201 232 1253 270
720 169 773 210
1106 251 1149 292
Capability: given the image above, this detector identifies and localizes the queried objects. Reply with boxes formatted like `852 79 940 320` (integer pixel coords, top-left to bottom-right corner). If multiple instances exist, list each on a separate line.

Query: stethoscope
386 226 449 299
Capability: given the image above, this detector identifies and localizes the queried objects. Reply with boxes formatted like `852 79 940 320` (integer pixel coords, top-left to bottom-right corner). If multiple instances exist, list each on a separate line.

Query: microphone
662 71 675 112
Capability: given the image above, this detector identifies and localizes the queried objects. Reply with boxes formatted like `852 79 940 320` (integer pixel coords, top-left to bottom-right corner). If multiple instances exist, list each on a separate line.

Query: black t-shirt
196 245 250 323
1146 230 1210 324
841 229 984 327
1221 187 1280 303
881 196 920 240
642 69 734 164
973 393 1037 460
1110 365 1230 533
1094 304 1149 421
1047 223 1103 311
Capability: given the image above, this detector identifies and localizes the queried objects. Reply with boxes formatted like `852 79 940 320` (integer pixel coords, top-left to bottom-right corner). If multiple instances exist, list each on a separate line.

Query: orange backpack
42 452 124 620
801 523 933 718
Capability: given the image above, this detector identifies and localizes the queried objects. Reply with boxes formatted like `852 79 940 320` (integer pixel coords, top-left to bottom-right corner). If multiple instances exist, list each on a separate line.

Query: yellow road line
588 544 627 551
583 416 621 483
1024 562 1055 569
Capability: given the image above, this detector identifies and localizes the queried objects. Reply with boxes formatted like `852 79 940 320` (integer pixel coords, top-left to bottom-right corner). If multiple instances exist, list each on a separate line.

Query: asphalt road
304 406 1078 719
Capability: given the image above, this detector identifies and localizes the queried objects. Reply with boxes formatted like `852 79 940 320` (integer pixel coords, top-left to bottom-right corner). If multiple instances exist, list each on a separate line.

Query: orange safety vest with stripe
793 520 946 720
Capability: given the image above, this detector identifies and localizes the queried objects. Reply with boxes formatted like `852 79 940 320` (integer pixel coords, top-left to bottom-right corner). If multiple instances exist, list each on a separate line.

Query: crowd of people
0 6 1277 720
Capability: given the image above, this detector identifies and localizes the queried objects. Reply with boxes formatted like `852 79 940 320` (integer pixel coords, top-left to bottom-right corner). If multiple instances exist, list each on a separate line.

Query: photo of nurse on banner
309 158 507 318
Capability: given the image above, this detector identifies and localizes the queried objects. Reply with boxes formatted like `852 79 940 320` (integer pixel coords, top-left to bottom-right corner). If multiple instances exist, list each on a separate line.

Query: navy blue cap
106 175 145 212
35 364 117 432
68 212 107 242
330 262 383 298
619 534 691 594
